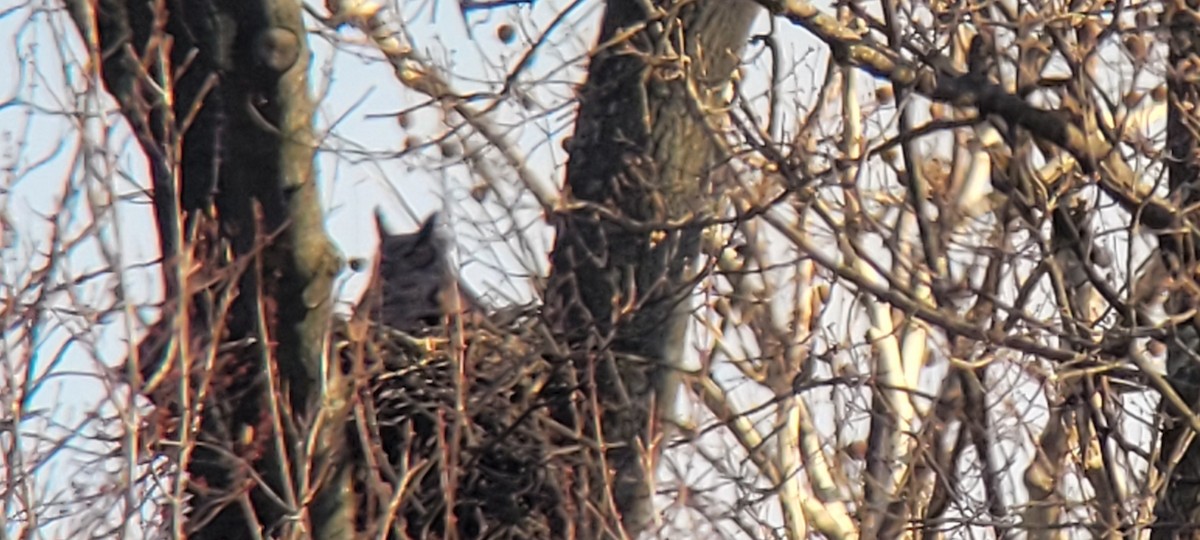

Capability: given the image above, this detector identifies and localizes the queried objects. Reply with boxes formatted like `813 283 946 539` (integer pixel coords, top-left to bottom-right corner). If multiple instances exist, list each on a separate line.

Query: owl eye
404 245 438 269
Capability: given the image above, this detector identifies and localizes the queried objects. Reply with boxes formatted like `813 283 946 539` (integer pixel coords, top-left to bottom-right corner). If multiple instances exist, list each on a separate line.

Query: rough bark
1155 1 1200 537
66 1 346 538
545 0 758 535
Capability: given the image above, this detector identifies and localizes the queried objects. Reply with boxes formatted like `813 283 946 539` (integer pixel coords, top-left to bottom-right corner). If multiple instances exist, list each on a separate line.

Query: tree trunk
545 0 758 535
1156 0 1200 537
66 1 346 537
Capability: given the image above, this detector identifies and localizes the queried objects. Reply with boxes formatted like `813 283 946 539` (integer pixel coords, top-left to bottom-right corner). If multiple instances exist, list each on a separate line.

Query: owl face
381 214 451 328
356 212 455 333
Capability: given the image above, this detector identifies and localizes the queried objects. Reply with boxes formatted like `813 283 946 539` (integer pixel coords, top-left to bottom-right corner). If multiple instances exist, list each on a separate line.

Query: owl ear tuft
373 208 392 237
417 211 446 244
375 209 439 240
416 212 440 242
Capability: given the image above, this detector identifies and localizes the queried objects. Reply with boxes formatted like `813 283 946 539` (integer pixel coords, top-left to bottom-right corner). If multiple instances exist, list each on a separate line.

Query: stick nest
337 312 604 540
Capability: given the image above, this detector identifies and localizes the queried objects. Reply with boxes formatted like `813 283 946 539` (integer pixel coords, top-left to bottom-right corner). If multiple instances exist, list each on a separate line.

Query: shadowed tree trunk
66 1 347 538
545 0 758 534
1155 1 1200 537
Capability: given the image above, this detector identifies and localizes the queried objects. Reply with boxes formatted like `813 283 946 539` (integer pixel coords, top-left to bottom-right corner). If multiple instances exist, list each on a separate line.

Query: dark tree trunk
66 1 346 537
545 0 758 534
1155 0 1200 537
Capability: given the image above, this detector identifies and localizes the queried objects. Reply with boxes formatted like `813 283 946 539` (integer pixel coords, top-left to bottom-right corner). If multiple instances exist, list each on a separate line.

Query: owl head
354 211 455 332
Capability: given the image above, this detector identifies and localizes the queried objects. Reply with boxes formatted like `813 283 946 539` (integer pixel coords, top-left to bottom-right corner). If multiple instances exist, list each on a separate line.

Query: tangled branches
340 314 583 540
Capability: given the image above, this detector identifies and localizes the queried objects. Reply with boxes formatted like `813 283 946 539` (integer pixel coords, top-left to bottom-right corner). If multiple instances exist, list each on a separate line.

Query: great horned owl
354 211 475 333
